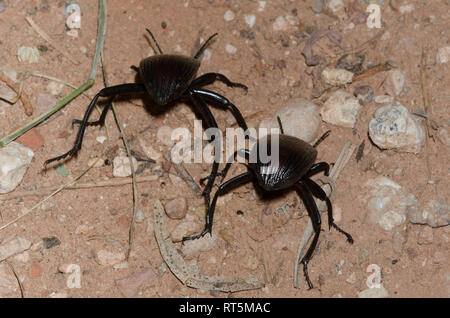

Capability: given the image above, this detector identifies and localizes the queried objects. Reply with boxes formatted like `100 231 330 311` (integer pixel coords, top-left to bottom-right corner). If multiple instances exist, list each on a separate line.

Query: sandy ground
0 0 449 298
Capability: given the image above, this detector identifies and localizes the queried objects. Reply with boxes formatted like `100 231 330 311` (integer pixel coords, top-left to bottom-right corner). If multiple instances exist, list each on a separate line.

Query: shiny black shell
248 134 317 191
139 54 200 105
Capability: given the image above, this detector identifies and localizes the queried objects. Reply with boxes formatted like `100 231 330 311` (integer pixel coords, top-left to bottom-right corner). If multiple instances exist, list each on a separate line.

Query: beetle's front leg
44 83 146 168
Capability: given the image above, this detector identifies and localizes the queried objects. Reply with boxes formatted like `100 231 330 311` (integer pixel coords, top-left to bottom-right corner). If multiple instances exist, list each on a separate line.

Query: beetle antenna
145 28 163 54
313 130 331 148
276 116 285 135
194 33 218 59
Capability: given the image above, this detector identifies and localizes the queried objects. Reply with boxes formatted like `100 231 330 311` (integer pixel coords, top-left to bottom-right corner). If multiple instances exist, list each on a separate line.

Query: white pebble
374 95 394 104
273 16 288 31
96 250 125 266
320 90 362 128
409 199 449 228
112 156 138 177
96 136 107 144
369 103 425 153
0 142 34 194
225 44 237 54
259 98 320 143
157 125 174 146
321 67 354 86
327 0 344 13
17 46 40 63
436 46 450 64
244 14 256 28
223 9 235 22
258 1 266 12
358 285 389 298
362 177 417 231
181 233 219 258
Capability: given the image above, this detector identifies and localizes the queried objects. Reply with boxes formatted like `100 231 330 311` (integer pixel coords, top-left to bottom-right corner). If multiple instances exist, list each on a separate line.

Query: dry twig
0 71 33 116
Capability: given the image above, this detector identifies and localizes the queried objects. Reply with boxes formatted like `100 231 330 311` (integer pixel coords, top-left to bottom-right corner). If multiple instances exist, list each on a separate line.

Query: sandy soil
0 0 449 298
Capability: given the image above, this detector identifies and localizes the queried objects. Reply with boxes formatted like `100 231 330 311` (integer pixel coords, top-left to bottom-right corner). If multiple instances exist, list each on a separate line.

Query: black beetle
45 29 250 207
183 118 353 289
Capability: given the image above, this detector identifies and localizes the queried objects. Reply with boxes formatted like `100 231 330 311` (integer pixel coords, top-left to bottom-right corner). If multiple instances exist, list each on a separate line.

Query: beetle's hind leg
72 97 113 127
296 181 322 290
303 178 353 244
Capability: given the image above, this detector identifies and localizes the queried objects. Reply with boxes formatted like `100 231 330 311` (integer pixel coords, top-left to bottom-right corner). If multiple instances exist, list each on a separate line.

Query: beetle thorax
139 55 201 105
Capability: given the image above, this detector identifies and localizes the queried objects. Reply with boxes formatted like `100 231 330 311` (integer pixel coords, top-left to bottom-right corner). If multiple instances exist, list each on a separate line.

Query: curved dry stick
153 200 263 292
294 141 355 289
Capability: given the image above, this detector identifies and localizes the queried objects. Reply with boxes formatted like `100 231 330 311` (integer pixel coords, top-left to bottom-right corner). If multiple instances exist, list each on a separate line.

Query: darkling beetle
183 118 354 289
44 29 250 207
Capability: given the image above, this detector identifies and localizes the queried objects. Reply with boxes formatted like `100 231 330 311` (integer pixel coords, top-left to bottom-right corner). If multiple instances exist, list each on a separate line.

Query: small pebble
374 95 394 104
17 46 40 63
273 16 288 31
42 236 61 249
358 285 389 298
409 199 449 228
346 272 357 284
112 156 138 177
225 44 237 54
320 90 362 128
0 142 34 194
164 197 187 219
244 14 256 28
369 103 425 153
157 126 174 146
354 85 374 104
223 10 235 22
363 177 417 231
327 0 344 13
321 68 354 86
181 232 218 258
436 46 450 64
436 128 450 147
96 250 125 266
259 98 320 143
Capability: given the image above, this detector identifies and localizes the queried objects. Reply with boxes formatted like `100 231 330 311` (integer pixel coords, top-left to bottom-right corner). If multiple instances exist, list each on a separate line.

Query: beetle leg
303 178 354 243
305 162 330 177
296 181 322 290
190 73 248 92
188 91 221 209
183 171 254 242
72 97 113 127
44 83 146 167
